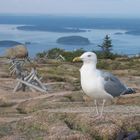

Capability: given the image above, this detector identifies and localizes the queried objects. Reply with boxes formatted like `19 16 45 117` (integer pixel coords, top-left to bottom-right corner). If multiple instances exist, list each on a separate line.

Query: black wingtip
121 88 136 95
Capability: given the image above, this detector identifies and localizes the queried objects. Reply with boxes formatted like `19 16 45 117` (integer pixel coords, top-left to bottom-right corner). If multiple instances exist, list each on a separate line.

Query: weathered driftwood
56 54 66 61
16 79 47 93
13 68 48 93
8 58 47 93
8 58 29 77
13 79 22 92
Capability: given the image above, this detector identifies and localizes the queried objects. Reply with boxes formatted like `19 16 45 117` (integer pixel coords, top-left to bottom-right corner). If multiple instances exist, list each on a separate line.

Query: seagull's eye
87 55 91 57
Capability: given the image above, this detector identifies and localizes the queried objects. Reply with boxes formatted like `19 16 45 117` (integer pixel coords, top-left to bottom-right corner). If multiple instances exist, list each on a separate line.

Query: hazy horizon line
0 13 140 19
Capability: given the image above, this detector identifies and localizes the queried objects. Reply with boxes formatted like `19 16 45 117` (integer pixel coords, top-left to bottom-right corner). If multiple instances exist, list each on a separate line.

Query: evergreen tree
98 35 113 58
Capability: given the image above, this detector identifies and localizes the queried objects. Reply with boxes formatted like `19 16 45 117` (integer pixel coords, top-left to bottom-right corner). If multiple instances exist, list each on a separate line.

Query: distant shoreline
0 14 139 34
0 16 139 56
16 25 140 36
125 30 140 36
17 25 87 33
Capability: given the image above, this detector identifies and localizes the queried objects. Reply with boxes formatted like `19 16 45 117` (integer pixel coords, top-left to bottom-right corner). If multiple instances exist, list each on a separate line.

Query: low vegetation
0 52 140 139
0 35 140 139
36 48 85 62
35 47 140 77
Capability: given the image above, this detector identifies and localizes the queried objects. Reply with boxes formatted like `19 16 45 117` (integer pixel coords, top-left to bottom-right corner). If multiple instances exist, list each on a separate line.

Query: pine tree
98 35 113 58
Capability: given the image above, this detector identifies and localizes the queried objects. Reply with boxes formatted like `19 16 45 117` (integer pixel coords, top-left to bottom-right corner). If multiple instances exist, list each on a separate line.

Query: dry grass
0 57 140 139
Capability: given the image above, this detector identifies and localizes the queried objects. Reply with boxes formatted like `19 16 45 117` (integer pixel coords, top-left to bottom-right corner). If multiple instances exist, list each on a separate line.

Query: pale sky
0 0 140 17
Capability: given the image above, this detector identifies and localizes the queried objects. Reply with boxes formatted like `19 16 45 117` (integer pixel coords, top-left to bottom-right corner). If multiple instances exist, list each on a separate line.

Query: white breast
80 64 113 99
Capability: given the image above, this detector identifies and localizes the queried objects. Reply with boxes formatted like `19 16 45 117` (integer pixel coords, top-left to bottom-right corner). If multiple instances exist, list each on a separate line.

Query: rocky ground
0 57 140 140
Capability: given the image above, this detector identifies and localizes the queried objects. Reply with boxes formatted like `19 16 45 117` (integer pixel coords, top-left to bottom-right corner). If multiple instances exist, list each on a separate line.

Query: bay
0 23 140 58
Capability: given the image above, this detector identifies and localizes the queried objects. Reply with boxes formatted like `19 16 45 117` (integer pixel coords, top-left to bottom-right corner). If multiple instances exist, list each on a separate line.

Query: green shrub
36 48 85 62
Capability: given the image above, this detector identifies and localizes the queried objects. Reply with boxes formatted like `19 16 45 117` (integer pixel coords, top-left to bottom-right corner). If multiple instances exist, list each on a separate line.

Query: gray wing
100 70 127 97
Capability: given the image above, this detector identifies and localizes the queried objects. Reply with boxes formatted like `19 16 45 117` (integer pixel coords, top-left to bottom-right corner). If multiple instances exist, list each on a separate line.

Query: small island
0 40 22 47
125 30 140 36
56 36 90 45
114 32 123 35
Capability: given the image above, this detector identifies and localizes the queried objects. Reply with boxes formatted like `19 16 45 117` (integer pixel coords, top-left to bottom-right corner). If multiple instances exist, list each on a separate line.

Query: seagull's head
73 52 97 64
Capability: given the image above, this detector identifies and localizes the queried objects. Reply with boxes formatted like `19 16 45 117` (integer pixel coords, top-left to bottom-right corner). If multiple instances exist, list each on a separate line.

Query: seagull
73 52 135 117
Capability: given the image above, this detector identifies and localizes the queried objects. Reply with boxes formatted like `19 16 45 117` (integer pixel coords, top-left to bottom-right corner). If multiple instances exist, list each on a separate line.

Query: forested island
56 36 90 45
17 25 87 33
0 40 22 47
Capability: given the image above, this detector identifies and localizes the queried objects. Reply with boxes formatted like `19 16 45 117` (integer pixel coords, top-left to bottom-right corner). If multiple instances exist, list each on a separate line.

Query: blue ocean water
0 15 140 57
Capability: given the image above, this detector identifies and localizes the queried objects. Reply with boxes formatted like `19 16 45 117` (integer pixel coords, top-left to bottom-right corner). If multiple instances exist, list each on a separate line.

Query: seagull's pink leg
90 99 99 117
93 99 106 120
94 99 99 115
100 99 106 117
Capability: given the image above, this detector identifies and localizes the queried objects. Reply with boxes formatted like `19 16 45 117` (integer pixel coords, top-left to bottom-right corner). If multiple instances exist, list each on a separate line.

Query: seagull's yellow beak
73 56 81 62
